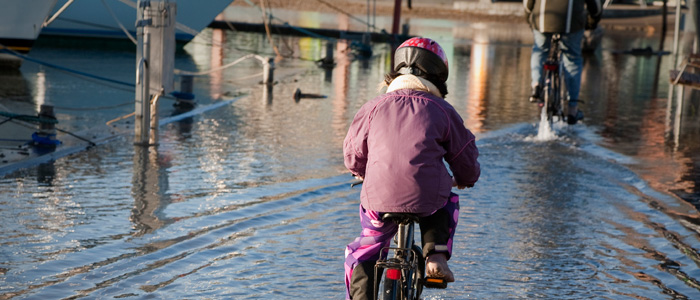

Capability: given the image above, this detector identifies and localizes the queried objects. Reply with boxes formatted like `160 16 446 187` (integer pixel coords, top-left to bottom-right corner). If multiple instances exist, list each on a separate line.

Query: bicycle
373 213 425 300
374 212 450 300
539 33 567 127
349 181 448 300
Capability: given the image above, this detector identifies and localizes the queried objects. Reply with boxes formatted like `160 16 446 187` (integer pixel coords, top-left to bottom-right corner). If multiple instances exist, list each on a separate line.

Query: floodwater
2 9 700 300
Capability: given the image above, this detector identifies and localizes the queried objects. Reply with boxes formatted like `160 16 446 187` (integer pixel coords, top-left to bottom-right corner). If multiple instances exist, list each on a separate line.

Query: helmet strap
398 66 425 77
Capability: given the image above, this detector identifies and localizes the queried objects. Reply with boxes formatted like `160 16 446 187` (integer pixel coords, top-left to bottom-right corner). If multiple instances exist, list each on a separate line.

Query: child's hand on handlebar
452 177 473 189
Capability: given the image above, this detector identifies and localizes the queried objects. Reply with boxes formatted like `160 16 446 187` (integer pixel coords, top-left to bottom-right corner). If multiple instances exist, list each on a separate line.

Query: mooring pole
390 0 403 68
33 104 60 148
692 0 700 52
391 0 402 37
174 75 195 110
262 57 275 104
135 3 151 146
673 0 682 55
134 0 176 146
263 57 275 85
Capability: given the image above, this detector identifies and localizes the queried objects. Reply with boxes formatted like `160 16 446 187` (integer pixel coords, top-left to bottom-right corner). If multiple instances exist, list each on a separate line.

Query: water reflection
131 146 172 236
210 26 225 100
0 68 31 101
3 12 700 299
465 42 488 133
331 14 351 147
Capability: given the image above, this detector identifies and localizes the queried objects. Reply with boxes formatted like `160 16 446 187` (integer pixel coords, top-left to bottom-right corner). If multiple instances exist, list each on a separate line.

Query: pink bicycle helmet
394 37 449 82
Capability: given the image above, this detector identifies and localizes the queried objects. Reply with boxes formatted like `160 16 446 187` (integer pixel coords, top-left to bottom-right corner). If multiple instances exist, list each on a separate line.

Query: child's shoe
425 253 454 282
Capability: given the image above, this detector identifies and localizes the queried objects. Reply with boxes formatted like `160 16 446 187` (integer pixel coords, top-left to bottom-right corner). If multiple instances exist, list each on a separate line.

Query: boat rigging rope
259 0 284 60
0 112 59 125
314 0 381 32
51 102 134 111
0 115 96 147
102 0 138 44
0 46 134 88
242 0 333 42
175 53 268 76
43 0 76 27
0 43 261 99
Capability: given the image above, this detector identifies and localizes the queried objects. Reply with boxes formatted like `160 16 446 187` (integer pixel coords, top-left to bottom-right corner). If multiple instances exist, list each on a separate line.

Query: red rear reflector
386 269 401 280
544 63 558 71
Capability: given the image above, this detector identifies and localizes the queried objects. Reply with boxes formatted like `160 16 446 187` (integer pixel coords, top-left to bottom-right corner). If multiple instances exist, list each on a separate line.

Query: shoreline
229 0 676 34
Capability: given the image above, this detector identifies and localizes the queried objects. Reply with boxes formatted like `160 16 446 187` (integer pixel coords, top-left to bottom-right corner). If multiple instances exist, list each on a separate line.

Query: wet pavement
1 6 700 300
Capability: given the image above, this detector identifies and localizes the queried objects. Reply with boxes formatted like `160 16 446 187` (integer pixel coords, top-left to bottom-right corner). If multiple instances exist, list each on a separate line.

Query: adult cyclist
525 0 603 125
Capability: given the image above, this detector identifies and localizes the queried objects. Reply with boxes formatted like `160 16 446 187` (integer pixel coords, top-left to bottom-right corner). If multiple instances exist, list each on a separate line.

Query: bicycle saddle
381 213 420 224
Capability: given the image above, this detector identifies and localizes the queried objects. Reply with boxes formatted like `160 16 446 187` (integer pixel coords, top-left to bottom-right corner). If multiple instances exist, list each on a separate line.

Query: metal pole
391 0 402 37
391 0 403 68
263 57 275 85
673 0 682 55
134 0 175 146
692 0 700 51
35 104 59 147
135 31 151 146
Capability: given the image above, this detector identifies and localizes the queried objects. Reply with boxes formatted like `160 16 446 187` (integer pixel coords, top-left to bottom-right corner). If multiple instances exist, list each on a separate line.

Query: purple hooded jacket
344 89 480 214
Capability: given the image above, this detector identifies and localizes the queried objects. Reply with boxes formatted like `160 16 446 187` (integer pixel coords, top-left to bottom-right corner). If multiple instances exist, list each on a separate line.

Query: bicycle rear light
386 268 401 280
544 63 558 71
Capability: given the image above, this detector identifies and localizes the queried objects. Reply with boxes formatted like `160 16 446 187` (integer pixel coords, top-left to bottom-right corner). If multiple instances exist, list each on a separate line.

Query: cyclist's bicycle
349 179 449 300
539 33 567 126
373 213 448 300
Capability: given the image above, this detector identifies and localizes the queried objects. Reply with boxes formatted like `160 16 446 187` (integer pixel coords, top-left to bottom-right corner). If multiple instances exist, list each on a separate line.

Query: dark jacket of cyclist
524 0 603 34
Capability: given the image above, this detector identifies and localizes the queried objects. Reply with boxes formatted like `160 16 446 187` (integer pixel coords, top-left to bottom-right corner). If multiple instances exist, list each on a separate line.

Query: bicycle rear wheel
544 70 562 125
379 258 401 300
412 245 425 300
378 245 424 300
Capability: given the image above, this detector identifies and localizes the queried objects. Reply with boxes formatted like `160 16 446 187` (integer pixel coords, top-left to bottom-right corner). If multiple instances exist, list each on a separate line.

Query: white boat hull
41 0 234 43
0 0 58 53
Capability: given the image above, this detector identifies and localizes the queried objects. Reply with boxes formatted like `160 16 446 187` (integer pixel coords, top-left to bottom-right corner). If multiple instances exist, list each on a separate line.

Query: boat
40 0 235 44
0 0 59 68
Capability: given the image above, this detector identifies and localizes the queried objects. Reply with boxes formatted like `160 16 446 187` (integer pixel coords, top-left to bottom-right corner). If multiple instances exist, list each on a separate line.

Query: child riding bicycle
343 37 481 300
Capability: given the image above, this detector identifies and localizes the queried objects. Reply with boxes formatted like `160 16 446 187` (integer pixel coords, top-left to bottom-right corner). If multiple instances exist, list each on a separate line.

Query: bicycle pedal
423 277 448 289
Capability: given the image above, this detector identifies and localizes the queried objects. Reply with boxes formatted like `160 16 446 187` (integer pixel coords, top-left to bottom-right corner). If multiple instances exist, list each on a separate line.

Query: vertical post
180 75 193 96
326 41 334 63
134 0 175 146
692 0 700 52
391 0 402 37
263 57 275 85
174 75 195 110
262 57 274 104
135 26 151 145
673 0 682 55
391 0 402 68
321 41 334 68
34 104 59 148
147 1 176 95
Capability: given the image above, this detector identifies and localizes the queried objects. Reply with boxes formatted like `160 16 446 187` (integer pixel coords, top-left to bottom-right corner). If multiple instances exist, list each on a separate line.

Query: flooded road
2 10 700 299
